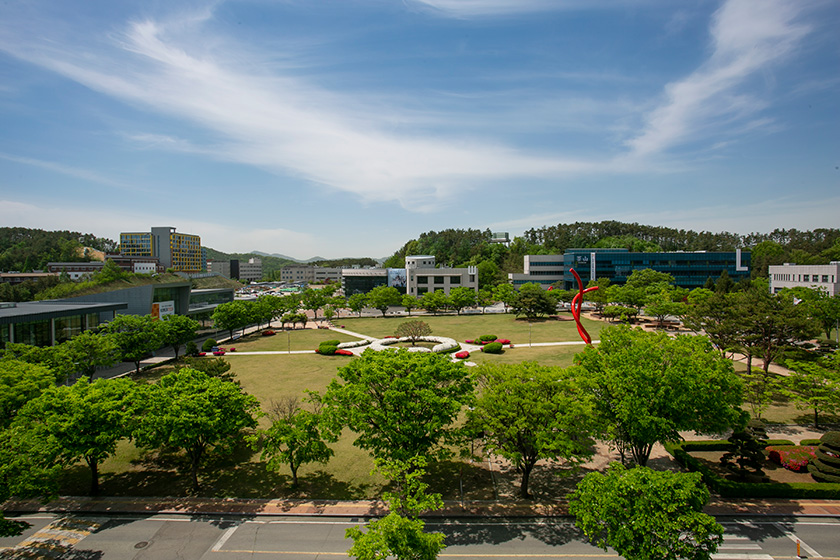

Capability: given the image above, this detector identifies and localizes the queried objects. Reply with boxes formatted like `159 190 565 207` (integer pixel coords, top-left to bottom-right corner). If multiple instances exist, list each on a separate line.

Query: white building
405 255 478 297
769 262 840 296
508 254 564 289
280 264 340 284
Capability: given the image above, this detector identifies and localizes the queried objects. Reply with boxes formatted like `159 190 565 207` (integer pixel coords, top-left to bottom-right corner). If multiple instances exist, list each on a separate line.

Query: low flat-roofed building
0 300 127 348
342 268 389 295
769 262 840 296
405 255 478 297
0 272 58 284
46 261 104 280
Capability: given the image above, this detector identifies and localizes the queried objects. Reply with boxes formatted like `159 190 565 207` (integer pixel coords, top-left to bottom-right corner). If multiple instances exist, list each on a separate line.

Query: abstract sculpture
570 268 598 345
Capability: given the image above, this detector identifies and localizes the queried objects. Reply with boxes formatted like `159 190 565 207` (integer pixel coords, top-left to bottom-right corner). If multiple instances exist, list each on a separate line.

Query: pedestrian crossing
2 516 101 559
712 534 773 560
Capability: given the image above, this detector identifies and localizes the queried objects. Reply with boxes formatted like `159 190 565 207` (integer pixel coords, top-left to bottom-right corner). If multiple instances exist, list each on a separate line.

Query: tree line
0 227 118 272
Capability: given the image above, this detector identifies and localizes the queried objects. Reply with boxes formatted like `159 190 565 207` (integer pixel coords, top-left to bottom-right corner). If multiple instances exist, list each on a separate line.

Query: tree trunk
134 360 142 375
291 464 299 487
87 456 100 496
519 463 534 499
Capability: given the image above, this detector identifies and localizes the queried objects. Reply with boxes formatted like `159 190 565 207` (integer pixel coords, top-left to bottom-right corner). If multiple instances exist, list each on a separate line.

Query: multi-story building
232 258 263 283
559 248 750 290
510 249 751 290
280 264 341 284
405 255 478 297
207 260 231 278
769 262 840 296
119 227 202 273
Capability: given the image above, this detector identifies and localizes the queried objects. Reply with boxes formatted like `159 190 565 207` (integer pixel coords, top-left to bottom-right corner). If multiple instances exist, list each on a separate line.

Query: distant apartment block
120 227 203 273
207 260 231 278
769 262 840 296
405 255 478 297
47 256 162 280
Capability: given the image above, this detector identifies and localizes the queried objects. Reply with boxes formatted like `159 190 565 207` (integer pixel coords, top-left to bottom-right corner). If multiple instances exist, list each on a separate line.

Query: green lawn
58 312 818 501
336 312 604 344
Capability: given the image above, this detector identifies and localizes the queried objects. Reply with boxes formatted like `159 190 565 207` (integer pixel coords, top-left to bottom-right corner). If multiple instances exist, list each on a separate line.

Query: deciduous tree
366 285 402 317
133 368 259 492
420 289 448 316
395 320 432 346
511 283 556 320
447 286 476 315
575 326 745 466
103 314 164 374
321 350 475 463
160 314 200 359
469 362 596 498
569 463 723 560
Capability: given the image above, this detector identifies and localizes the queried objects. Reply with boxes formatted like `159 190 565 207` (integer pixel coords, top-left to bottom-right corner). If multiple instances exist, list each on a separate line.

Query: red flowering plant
455 351 470 359
767 445 818 472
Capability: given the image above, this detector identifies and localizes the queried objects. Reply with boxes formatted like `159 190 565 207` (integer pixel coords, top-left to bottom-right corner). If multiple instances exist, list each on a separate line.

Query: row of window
773 273 834 283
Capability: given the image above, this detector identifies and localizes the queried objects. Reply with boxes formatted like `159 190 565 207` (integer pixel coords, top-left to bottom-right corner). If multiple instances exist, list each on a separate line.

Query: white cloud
0 10 595 210
407 0 648 18
626 0 810 157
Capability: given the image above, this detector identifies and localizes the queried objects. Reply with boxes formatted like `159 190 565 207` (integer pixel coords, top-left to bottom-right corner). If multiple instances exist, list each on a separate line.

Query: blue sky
1 0 838 260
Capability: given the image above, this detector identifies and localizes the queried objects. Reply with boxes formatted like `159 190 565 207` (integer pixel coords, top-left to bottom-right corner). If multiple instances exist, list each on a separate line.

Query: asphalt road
2 514 838 559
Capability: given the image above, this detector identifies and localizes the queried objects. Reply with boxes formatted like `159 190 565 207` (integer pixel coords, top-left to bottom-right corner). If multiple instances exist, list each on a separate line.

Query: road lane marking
211 525 240 552
774 522 822 558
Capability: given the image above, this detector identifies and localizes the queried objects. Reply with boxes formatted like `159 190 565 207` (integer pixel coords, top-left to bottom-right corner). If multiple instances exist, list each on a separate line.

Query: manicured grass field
59 312 817 501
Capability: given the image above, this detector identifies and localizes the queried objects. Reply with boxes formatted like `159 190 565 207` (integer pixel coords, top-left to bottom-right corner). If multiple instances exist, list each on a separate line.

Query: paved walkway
5 495 840 518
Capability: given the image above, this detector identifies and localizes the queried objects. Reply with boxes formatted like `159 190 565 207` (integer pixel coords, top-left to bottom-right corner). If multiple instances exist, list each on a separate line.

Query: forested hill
0 227 118 272
384 223 840 279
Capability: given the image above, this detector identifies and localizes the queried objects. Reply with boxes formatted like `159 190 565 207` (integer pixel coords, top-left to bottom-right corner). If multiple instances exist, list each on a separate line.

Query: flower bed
768 445 818 473
335 349 354 356
262 330 275 336
454 351 470 359
337 340 371 349
212 351 225 356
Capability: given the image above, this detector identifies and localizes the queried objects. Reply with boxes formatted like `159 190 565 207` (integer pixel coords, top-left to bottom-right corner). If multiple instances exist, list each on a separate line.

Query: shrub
185 340 199 357
262 330 275 336
335 349 354 356
767 446 817 472
202 339 217 352
479 334 497 342
666 440 840 499
318 344 338 355
321 339 341 347
808 431 840 483
495 339 511 345
801 439 822 446
482 342 504 354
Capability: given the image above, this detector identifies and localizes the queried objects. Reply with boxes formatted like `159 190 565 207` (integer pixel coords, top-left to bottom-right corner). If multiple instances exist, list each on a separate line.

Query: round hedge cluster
808 431 840 483
482 342 504 354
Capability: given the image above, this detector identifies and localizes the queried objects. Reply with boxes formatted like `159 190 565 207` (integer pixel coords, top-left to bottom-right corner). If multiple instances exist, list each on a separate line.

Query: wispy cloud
0 9 595 209
407 0 648 18
626 0 810 157
0 152 134 190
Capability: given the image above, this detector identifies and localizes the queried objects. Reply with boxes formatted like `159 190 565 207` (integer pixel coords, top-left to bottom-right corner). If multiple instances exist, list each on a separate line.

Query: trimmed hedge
317 344 338 355
801 439 822 446
482 342 504 354
665 440 840 499
479 334 497 342
201 339 217 352
808 431 840 483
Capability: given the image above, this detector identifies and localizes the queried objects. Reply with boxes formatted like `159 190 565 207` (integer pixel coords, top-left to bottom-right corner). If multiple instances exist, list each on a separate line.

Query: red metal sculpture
570 268 598 345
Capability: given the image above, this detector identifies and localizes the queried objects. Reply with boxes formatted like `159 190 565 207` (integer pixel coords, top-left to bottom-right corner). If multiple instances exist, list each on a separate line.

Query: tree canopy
321 349 475 463
575 326 746 466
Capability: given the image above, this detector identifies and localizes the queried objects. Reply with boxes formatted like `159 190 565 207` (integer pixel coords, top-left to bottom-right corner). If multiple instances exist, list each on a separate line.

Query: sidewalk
5 495 840 518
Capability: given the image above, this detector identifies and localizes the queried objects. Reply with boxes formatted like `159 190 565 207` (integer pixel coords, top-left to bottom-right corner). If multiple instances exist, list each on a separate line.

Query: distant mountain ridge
251 251 325 263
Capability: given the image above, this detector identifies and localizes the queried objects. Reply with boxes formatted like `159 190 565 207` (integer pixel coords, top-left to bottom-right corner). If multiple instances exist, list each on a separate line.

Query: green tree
643 287 686 326
103 314 164 374
575 326 745 466
395 320 432 346
683 291 741 357
3 342 73 383
469 362 597 498
584 278 611 312
320 349 475 463
401 294 419 317
475 289 494 313
15 377 136 495
347 293 368 317
61 330 120 379
420 289 448 315
0 359 55 428
476 260 503 288
0 424 62 536
301 288 328 322
160 314 200 359
256 397 334 487
492 283 517 313
569 463 723 560
785 287 840 340
212 301 252 339
511 283 556 320
447 286 476 315
783 355 840 428
366 285 402 317
346 456 446 560
134 368 259 492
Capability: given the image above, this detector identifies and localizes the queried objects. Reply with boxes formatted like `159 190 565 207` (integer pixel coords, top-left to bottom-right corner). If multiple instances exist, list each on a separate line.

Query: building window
803 274 809 282
450 276 460 284
822 275 829 283
434 276 444 284
417 276 428 284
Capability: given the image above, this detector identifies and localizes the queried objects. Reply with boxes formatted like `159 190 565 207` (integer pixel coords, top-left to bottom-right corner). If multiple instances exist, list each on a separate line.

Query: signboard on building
388 268 407 288
151 300 175 320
